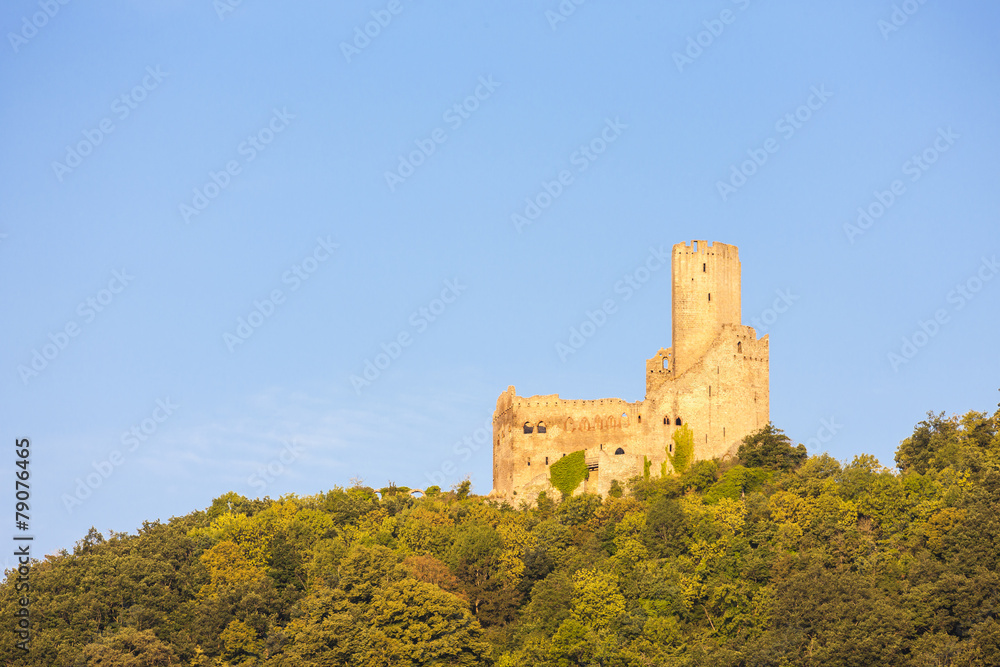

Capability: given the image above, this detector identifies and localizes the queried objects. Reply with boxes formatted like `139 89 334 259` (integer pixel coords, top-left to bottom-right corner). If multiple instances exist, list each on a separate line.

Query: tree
81 627 179 666
738 423 807 472
355 578 490 666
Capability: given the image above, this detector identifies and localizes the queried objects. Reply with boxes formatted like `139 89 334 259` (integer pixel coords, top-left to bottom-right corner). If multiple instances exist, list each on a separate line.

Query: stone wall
491 240 769 502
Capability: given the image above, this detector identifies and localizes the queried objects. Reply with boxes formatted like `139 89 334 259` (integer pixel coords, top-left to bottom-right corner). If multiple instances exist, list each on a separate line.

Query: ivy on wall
549 450 589 497
668 424 694 474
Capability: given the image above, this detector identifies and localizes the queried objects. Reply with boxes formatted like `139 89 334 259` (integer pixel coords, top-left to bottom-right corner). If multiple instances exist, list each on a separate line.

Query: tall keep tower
490 239 768 502
671 241 741 376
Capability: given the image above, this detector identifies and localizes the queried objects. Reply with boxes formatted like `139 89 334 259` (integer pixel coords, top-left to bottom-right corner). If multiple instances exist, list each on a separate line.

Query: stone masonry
491 240 769 501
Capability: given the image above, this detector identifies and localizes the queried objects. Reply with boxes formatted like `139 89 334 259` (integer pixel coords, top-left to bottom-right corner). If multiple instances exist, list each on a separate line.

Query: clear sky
2 0 998 561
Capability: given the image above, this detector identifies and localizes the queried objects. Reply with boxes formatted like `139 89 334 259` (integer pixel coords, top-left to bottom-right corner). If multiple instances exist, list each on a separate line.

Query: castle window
527 460 530 466
614 447 625 455
638 415 641 423
662 357 668 370
523 422 533 434
708 385 711 397
537 421 546 434
708 293 711 301
669 443 673 453
663 417 667 425
675 417 682 426
737 341 742 353
545 457 549 465
703 263 706 272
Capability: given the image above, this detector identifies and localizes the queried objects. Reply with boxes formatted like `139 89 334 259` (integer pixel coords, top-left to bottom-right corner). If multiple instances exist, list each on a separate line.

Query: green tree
738 423 807 471
356 578 490 667
81 627 179 666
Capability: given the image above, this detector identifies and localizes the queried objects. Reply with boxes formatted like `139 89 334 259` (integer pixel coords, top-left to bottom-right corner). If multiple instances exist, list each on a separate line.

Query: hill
3 404 1000 666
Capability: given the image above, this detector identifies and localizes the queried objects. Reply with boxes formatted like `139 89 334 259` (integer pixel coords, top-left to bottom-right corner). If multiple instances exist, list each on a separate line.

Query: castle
491 240 769 500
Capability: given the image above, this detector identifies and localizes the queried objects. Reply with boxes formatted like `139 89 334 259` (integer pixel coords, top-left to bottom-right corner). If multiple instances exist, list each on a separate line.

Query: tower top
674 240 739 260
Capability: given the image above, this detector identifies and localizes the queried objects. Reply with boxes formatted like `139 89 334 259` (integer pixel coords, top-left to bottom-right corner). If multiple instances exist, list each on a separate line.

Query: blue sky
1 0 998 560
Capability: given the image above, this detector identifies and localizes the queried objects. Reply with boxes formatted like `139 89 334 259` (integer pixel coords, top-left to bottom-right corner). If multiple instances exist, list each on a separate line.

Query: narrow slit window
708 293 711 301
703 262 706 272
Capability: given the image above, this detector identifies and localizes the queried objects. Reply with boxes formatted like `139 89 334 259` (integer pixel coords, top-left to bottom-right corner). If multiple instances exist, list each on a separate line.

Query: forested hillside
4 405 1000 666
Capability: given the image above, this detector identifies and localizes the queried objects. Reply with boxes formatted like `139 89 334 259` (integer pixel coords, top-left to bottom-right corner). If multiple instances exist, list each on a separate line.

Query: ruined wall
492 240 769 502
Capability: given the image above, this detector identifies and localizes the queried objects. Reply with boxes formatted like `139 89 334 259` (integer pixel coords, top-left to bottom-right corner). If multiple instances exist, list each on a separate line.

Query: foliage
668 423 695 473
738 422 808 471
549 450 588 498
3 403 1000 665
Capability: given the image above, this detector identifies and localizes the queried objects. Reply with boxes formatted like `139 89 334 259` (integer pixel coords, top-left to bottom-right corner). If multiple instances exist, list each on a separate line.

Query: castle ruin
491 240 769 500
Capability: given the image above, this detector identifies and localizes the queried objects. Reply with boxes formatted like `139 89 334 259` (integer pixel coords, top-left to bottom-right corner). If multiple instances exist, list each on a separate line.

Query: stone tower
671 240 741 376
491 240 769 502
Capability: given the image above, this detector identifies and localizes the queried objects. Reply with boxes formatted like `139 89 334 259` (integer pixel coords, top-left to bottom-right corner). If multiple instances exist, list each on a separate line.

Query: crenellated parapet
492 241 769 502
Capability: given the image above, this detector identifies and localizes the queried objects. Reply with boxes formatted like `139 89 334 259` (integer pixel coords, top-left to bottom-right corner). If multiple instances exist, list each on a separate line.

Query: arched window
737 341 742 353
614 447 625 455
675 417 682 426
523 422 533 434
537 421 546 434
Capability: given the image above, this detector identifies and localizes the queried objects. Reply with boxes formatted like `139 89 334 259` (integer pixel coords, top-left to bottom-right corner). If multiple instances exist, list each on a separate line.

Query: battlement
675 240 739 260
492 241 768 501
